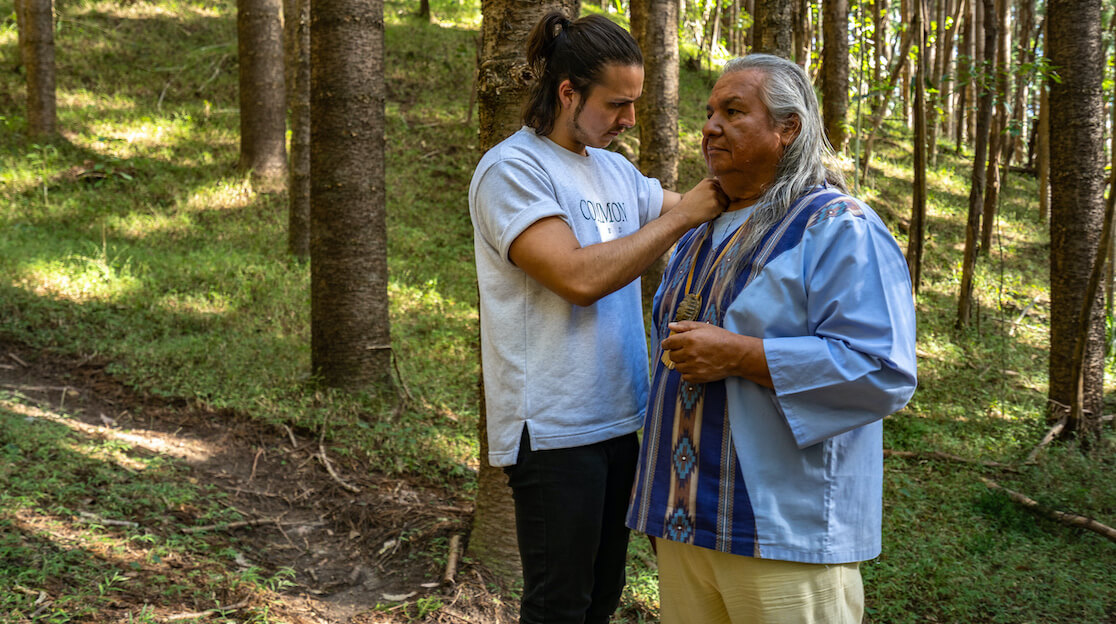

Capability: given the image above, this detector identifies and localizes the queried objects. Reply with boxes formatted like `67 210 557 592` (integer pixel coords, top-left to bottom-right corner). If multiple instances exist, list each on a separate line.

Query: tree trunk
928 0 964 166
1037 78 1050 222
753 0 793 58
822 0 849 152
287 0 311 258
1047 0 1106 436
859 23 915 182
872 0 888 91
955 0 996 327
1008 0 1036 168
21 0 56 137
418 0 430 20
978 0 1007 255
470 0 579 583
632 0 680 306
955 2 972 152
14 0 25 71
238 0 289 192
793 0 810 68
900 0 912 123
909 0 928 291
309 0 391 390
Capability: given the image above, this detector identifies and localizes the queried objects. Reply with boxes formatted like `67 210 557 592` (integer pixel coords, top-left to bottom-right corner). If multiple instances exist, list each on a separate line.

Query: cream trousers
656 538 864 624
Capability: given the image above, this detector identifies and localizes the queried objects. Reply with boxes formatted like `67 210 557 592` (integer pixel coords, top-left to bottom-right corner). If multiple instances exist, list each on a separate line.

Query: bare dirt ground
0 339 516 623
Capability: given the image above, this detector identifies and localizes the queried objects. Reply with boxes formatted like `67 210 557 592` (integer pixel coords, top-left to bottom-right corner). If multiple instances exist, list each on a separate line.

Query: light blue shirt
628 189 917 564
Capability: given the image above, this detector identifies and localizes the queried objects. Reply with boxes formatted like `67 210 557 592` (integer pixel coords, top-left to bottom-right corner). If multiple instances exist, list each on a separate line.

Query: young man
468 12 726 624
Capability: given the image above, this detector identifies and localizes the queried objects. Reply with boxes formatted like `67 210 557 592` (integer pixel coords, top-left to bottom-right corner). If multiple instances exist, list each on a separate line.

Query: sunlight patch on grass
156 291 231 316
185 179 256 212
13 246 144 303
107 210 195 240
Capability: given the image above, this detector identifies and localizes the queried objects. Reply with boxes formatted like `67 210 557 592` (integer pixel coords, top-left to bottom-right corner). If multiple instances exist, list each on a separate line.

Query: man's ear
780 113 802 146
558 79 579 110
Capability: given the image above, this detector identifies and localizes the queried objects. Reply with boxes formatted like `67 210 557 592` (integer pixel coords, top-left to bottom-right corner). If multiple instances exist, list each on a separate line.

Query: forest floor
0 337 515 623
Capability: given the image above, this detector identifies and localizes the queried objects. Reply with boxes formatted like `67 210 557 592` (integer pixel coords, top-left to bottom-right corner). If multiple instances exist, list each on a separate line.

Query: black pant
503 427 639 624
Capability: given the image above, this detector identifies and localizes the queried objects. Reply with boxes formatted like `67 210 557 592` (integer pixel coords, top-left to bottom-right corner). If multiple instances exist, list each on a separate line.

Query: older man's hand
662 321 773 389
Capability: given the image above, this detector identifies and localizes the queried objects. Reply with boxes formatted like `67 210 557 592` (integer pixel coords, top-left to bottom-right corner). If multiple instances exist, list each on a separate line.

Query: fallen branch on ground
182 517 324 534
77 511 139 528
980 478 1116 543
883 449 1017 471
1025 413 1067 465
165 599 249 621
443 534 462 584
318 441 361 493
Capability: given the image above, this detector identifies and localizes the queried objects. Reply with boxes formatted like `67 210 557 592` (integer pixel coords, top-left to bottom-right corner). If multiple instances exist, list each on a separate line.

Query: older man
627 54 918 623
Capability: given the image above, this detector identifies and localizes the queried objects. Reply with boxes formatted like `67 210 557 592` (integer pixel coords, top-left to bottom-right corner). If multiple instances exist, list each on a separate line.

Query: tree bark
1008 0 1036 168
793 0 810 68
632 0 680 306
1047 0 1106 436
287 0 311 258
908 0 928 290
309 0 391 390
20 0 56 137
1037 47 1050 222
470 0 579 583
753 0 793 58
822 0 850 152
955 0 996 327
238 0 289 192
955 1 972 152
978 0 1007 255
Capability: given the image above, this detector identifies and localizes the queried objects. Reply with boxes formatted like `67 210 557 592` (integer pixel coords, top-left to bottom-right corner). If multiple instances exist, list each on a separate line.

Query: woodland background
1 0 1115 620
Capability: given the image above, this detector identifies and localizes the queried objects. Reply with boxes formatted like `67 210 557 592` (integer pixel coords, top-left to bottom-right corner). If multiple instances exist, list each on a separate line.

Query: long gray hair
720 54 846 256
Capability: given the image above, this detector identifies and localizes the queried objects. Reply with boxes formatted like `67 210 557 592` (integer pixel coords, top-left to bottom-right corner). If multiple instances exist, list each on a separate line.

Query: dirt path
0 340 511 623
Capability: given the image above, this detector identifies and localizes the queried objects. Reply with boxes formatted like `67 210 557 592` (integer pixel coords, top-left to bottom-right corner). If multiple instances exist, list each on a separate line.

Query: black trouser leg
504 427 639 624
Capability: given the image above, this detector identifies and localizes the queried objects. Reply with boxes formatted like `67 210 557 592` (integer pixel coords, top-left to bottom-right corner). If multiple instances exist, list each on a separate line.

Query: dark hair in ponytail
522 12 643 136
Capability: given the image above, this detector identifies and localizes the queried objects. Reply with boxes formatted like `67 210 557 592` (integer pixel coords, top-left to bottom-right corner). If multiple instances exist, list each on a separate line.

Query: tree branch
980 478 1116 543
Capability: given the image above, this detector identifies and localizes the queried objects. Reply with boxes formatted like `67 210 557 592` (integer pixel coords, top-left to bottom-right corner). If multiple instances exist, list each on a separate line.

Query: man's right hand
668 178 729 228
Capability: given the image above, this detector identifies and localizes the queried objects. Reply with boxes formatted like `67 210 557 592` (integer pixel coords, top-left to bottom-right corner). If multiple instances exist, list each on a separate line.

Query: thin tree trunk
1048 0 1106 437
909 0 928 290
955 3 972 152
822 0 850 152
928 0 965 165
978 0 1007 255
471 0 579 583
859 24 915 182
287 0 311 258
238 0 289 192
1008 0 1036 168
955 0 996 327
970 0 983 145
900 0 912 123
21 0 56 137
1037 21 1050 224
793 0 809 67
1107 15 1116 319
309 0 391 389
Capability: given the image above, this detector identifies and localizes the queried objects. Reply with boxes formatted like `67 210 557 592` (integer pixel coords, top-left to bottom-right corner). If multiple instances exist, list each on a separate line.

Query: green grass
2 0 1114 620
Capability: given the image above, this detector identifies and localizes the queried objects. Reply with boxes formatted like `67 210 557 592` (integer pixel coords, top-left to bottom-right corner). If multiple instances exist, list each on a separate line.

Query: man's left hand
661 321 773 388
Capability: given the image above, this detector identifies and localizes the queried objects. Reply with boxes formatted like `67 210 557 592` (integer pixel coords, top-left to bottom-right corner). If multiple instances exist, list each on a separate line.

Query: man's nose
619 103 636 128
703 114 721 137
